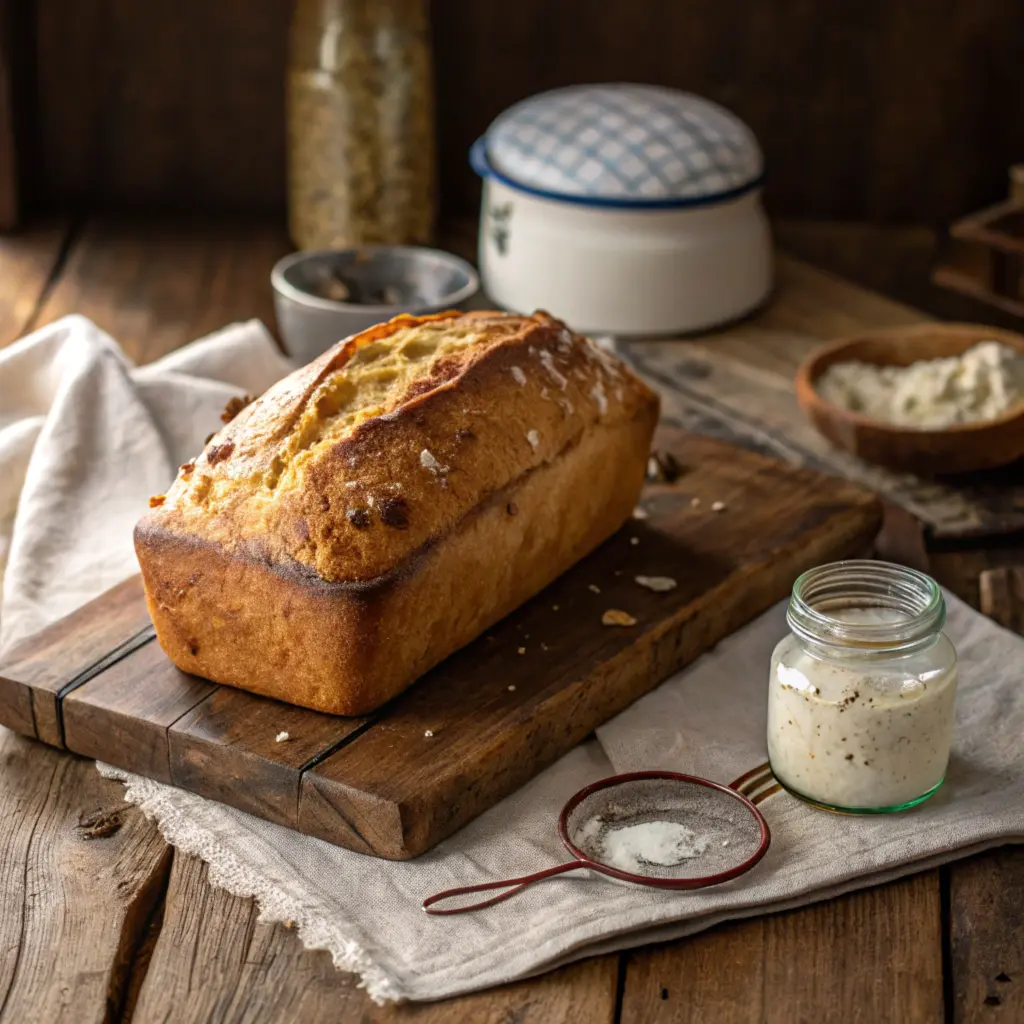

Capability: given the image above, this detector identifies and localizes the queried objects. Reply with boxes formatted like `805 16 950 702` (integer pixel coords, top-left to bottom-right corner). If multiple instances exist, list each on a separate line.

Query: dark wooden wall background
10 0 1024 224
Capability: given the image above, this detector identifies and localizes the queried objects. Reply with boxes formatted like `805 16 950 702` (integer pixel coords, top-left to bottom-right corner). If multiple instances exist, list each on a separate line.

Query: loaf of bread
135 311 659 715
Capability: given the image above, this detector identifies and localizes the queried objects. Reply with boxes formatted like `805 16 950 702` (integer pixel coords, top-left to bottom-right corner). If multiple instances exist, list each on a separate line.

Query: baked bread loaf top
136 311 659 714
144 311 653 584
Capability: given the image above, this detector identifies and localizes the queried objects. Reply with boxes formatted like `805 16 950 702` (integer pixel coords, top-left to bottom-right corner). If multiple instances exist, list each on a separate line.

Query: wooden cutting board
0 428 880 860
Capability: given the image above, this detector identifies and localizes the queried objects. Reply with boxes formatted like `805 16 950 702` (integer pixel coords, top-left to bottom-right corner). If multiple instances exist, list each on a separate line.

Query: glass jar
767 560 958 813
286 0 436 250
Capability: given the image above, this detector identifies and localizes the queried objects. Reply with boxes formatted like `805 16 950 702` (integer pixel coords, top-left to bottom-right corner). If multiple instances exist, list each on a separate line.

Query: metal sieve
423 766 777 915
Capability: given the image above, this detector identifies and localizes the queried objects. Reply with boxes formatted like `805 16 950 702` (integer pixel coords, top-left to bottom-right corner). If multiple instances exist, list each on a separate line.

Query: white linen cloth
0 314 293 649
2 316 1022 1004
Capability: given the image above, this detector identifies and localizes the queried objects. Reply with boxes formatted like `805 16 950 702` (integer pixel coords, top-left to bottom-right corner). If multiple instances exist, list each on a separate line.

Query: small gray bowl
271 245 480 364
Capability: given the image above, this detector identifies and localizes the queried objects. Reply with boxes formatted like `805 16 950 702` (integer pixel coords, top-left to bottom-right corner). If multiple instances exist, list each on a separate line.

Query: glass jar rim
787 560 945 656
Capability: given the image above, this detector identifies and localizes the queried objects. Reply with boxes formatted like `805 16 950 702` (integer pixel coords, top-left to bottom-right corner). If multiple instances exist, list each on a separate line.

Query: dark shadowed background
2 0 1022 229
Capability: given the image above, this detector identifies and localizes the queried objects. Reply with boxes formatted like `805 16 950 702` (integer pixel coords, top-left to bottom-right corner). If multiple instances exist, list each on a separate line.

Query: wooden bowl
795 323 1024 475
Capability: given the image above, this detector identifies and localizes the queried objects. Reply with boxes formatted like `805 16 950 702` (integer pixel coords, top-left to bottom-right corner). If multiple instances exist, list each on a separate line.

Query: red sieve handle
423 861 584 915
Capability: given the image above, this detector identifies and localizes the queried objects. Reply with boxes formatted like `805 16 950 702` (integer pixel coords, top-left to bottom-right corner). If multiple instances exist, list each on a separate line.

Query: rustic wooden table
0 217 1021 1024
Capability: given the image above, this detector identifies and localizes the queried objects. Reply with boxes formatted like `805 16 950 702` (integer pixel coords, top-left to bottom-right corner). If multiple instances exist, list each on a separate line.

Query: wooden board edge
165 689 375 830
0 669 35 737
168 724 305 829
0 574 152 749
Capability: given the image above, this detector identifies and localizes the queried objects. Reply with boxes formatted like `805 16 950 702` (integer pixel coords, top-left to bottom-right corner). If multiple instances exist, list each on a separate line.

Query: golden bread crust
135 311 659 714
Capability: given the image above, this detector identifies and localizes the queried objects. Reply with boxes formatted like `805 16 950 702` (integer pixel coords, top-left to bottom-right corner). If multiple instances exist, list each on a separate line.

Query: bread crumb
526 429 540 449
510 366 526 386
540 642 548 651
632 506 648 520
283 919 295 929
691 497 701 508
275 731 290 743
420 448 447 474
424 729 434 738
508 684 516 692
517 647 526 654
711 500 727 512
629 537 640 546
552 604 560 611
602 609 637 627
588 584 601 594
635 575 678 592
722 839 730 848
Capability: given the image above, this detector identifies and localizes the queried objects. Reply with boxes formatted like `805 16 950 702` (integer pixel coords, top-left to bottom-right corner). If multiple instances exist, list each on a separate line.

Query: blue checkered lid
477 83 763 207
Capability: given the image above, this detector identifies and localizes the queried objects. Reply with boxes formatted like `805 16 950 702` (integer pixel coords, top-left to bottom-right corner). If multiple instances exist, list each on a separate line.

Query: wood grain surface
950 849 1024 1022
0 729 170 1023
0 217 1020 1022
35 0 290 215
950 569 1024 1022
0 0 25 229
978 566 1024 634
619 872 944 1023
774 221 1024 334
0 428 881 858
0 221 69 345
29 218 290 363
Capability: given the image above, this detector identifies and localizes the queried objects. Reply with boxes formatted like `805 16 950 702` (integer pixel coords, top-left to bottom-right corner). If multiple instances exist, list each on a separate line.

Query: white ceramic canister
471 83 773 336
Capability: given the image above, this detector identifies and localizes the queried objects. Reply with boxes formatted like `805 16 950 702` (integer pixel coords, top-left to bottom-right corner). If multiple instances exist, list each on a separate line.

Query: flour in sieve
576 816 709 874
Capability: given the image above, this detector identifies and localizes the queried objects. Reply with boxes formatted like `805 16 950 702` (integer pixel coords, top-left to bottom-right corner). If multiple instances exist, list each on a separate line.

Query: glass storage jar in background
767 561 958 813
287 0 436 250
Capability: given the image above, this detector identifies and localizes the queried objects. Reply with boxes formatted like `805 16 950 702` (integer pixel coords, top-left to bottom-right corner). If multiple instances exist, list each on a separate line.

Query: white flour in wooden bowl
816 340 1024 429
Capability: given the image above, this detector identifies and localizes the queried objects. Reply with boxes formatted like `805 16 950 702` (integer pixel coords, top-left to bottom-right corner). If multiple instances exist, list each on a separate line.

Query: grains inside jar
286 0 436 250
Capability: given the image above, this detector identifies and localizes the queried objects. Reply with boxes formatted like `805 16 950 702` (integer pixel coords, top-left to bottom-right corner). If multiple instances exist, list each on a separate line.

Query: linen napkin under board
2 316 1022 1003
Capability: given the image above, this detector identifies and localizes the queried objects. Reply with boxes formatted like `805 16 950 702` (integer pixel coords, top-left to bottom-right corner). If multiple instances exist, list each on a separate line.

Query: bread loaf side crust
135 311 659 714
136 411 653 714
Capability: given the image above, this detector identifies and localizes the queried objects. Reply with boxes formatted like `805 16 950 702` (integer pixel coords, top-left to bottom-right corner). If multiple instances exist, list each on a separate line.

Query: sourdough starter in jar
767 563 958 812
